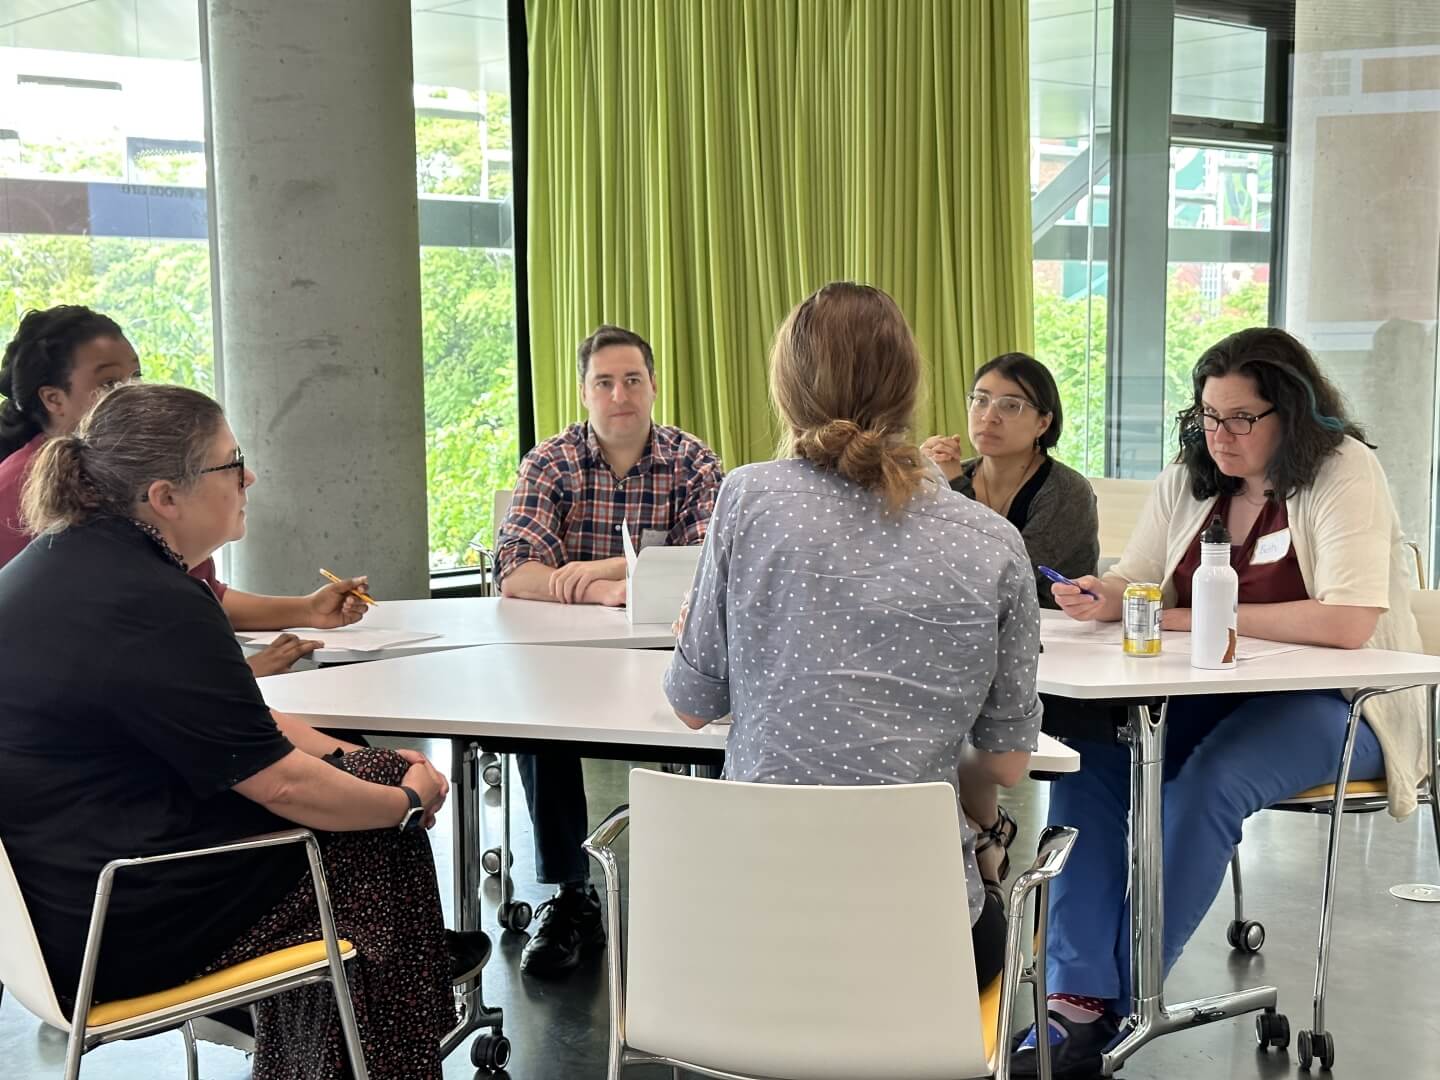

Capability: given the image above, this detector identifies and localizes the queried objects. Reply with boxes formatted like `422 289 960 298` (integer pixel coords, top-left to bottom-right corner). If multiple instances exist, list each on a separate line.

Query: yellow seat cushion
88 939 353 1026
1281 779 1388 804
979 972 1002 1061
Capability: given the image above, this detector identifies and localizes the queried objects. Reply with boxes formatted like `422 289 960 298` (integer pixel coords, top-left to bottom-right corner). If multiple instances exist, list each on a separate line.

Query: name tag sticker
640 528 669 550
1251 528 1291 566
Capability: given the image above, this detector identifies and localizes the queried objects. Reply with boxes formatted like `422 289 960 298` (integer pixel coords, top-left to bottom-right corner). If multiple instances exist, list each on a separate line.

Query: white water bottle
1191 515 1238 669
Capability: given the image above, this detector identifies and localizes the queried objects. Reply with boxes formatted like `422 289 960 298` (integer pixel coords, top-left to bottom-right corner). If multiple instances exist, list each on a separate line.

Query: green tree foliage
1 234 215 393
1034 271 1269 476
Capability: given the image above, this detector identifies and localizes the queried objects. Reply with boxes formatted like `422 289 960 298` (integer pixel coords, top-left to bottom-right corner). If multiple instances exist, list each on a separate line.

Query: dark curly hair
1175 326 1366 501
0 306 127 461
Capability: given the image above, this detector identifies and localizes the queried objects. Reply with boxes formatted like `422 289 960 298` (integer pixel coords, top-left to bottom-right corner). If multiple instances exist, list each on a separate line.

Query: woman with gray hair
0 382 481 1079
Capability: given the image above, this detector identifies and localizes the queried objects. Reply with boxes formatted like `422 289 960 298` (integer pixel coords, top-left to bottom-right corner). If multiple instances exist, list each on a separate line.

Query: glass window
1030 0 1112 476
1172 15 1267 122
0 9 214 393
412 5 520 571
1165 145 1273 427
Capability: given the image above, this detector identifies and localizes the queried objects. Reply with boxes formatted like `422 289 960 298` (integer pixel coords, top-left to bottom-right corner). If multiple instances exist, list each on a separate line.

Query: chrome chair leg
1230 849 1244 922
182 1020 199 1080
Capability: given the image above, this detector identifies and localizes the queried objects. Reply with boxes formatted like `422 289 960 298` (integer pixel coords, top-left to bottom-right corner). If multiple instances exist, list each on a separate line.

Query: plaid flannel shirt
496 422 724 580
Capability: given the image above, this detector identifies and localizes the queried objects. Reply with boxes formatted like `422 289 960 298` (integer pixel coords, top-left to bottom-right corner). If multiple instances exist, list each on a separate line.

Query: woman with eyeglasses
1009 327 1426 1077
922 353 1099 610
0 306 368 676
0 382 486 1079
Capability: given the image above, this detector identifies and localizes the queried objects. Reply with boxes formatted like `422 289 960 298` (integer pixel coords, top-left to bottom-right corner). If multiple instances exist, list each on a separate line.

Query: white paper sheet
237 627 442 653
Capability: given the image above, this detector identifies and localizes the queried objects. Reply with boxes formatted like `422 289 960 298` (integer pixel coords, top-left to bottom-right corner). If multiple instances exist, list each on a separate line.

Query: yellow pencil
319 567 377 606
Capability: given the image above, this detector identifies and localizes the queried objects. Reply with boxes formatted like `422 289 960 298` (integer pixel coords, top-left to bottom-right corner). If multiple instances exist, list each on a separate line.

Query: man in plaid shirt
496 325 723 978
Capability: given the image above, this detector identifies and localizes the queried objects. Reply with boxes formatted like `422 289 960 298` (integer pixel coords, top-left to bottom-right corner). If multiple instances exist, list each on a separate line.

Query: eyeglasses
1199 409 1275 435
199 447 246 489
968 391 1040 420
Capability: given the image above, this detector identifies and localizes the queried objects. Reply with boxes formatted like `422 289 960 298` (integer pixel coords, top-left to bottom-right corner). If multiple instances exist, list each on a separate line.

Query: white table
264 641 1079 1064
285 597 674 662
262 643 1078 771
1036 613 1440 1073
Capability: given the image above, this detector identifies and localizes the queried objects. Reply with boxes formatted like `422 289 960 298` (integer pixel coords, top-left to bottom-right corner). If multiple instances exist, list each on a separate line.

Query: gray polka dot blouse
664 458 1044 924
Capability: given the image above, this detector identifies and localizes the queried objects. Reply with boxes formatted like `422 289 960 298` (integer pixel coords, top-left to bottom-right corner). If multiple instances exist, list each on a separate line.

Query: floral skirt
201 748 456 1079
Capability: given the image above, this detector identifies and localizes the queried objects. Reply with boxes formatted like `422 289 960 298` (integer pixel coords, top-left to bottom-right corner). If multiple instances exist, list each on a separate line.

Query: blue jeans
1045 691 1384 1005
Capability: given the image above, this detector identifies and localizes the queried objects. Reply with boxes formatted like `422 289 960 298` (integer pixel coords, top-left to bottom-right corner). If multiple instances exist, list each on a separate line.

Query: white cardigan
1109 437 1426 818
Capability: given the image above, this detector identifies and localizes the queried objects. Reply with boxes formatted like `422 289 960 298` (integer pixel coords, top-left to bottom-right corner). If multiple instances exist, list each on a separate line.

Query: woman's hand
306 576 370 628
399 752 448 828
920 434 966 482
1161 607 1192 632
1050 575 1109 622
247 633 321 677
672 597 690 637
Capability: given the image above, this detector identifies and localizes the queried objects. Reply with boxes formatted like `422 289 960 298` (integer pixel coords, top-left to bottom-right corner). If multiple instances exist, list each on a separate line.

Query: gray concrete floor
4 739 1438 1079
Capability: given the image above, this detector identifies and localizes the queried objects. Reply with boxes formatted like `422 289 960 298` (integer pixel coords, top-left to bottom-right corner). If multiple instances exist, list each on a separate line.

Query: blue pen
1037 565 1100 600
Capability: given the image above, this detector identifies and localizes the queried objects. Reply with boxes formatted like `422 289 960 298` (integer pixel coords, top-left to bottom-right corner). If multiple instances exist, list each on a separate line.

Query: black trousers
972 889 1008 987
516 752 591 885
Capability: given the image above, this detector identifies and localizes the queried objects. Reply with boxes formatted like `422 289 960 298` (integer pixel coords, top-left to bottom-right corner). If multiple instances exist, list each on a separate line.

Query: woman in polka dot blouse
663 282 1044 989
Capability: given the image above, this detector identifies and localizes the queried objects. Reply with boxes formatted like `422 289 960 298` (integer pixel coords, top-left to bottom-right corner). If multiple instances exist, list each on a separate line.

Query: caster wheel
660 762 687 775
482 762 504 787
499 900 533 933
1255 1010 1290 1051
481 847 514 876
470 1032 512 1072
1227 919 1265 953
1298 1029 1333 1070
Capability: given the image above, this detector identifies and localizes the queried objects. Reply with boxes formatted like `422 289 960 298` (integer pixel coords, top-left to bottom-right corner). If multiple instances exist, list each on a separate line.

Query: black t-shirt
0 518 304 1011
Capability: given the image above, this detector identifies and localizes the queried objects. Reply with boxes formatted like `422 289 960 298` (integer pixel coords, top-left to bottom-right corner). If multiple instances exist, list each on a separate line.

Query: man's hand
306 576 370 628
589 578 628 607
549 558 625 604
248 634 322 677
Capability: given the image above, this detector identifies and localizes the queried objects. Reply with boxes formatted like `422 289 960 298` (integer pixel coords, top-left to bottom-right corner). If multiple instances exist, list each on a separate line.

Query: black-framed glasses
967 391 1040 420
199 447 246 488
1199 408 1275 435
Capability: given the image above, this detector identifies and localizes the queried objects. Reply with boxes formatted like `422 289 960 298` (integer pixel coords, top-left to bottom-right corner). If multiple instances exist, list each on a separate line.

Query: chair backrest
0 835 71 1030
1410 588 1440 656
624 770 987 1080
493 488 514 540
1090 476 1153 560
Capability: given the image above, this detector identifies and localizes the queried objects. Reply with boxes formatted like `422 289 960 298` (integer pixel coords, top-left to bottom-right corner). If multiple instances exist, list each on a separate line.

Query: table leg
440 739 504 1059
1102 702 1278 1075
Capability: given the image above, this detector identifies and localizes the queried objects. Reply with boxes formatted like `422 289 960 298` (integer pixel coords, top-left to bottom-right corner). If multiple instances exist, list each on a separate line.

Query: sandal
974 805 1019 884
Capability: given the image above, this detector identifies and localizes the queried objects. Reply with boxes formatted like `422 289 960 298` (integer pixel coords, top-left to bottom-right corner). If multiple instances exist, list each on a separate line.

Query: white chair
467 488 516 598
1089 477 1152 572
583 769 1078 1080
0 828 368 1080
1227 587 1440 1068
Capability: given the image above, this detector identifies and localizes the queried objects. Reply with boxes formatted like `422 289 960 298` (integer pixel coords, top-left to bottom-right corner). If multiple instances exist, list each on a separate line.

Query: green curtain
527 0 1032 466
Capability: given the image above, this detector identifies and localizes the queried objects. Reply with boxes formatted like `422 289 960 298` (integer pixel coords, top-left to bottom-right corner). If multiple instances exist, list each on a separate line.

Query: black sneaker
1009 1009 1120 1078
446 929 493 984
519 884 605 978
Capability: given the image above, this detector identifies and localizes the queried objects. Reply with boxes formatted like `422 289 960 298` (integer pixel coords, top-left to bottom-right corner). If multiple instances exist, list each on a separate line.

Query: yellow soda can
1122 582 1163 657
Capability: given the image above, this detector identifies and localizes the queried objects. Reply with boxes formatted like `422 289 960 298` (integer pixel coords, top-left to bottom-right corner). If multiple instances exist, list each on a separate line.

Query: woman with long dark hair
1011 327 1426 1076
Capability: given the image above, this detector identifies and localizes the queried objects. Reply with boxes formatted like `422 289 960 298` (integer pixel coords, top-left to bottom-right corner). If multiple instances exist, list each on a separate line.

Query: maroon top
1173 494 1309 607
0 433 228 598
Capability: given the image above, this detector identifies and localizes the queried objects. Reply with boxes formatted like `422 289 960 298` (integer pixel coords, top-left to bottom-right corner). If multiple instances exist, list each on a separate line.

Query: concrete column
1284 0 1440 563
204 0 429 598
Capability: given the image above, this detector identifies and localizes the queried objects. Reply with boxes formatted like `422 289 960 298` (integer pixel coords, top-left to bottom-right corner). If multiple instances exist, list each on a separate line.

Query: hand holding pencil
309 568 375 628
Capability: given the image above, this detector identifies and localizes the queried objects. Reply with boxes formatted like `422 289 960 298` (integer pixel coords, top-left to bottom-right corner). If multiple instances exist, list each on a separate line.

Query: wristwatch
398 785 425 832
